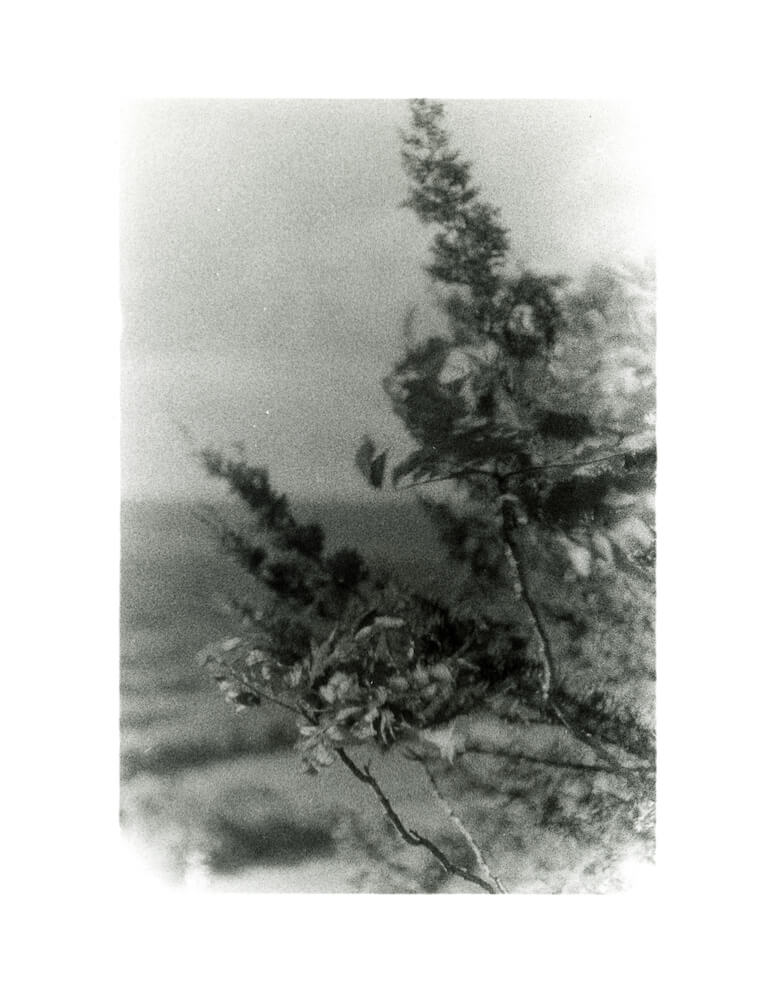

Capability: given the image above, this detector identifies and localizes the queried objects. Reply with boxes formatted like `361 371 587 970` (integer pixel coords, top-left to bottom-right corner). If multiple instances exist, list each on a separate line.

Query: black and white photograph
120 97 656 894
9 2 773 994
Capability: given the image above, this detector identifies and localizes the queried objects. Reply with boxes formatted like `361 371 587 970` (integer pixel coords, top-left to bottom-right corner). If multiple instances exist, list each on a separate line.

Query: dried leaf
421 722 465 763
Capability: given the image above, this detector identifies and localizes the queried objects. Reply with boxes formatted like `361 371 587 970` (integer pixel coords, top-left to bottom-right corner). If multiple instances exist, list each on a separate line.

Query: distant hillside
121 495 454 632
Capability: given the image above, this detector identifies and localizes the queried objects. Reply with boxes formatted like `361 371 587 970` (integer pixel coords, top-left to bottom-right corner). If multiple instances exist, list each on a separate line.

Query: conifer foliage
198 101 655 892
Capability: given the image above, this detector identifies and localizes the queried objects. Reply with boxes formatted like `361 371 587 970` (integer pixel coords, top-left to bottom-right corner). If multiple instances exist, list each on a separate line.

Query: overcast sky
121 99 654 502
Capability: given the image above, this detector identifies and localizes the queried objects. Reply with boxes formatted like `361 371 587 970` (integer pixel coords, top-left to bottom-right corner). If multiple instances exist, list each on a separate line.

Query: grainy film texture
121 99 655 892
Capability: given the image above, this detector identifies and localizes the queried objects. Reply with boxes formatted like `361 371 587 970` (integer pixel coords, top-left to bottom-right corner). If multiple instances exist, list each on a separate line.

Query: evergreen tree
198 100 655 893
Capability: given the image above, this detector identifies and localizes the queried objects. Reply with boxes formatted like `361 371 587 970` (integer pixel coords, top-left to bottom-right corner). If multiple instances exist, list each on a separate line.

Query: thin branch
395 466 496 490
231 677 500 892
496 489 655 783
499 498 555 702
463 739 654 775
422 762 508 893
545 696 654 780
237 676 315 723
240 677 507 890
336 748 501 894
504 451 634 479
396 450 638 492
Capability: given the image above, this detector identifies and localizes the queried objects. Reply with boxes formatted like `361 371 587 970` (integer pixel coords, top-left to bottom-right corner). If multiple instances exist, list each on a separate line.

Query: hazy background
121 99 654 502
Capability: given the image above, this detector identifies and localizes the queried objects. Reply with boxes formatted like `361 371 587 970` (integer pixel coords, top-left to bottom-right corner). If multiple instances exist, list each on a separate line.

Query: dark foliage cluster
200 450 369 618
197 461 545 773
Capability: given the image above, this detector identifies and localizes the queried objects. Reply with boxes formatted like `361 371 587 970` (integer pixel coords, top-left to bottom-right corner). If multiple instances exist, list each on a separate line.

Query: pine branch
335 748 502 894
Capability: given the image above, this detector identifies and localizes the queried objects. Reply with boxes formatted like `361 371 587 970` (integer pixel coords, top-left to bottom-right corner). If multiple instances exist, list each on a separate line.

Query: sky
121 99 654 502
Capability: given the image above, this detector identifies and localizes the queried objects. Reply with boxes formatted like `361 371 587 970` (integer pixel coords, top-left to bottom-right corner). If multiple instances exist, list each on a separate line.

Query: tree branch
545 696 654 780
396 450 638 492
496 496 655 781
233 676 503 891
504 451 634 479
236 676 313 721
499 498 555 702
463 739 654 776
395 466 496 490
335 748 502 894
422 762 508 893
238 677 504 891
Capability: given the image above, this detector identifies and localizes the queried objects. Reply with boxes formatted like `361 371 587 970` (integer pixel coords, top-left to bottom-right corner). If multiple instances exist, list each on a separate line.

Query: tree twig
238 675 503 892
335 748 502 894
395 466 496 490
229 674 501 892
463 740 653 775
496 494 655 782
236 675 312 721
499 497 555 702
545 696 654 780
422 762 508 893
396 450 638 492
504 451 634 478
